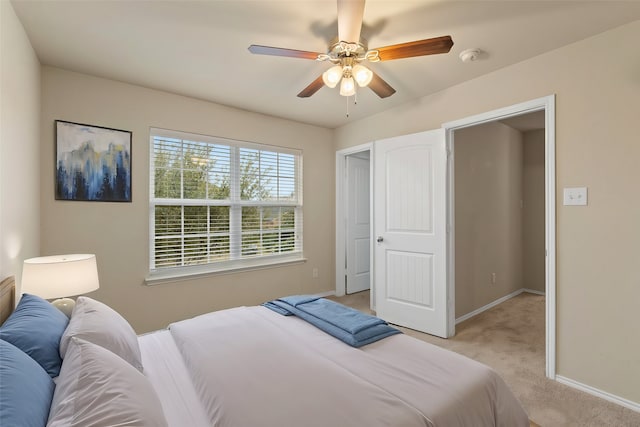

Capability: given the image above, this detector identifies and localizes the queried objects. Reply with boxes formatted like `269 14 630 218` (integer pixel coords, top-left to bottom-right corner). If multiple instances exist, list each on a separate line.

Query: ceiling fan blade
374 35 454 61
248 45 321 60
368 72 396 98
337 0 365 42
297 75 325 98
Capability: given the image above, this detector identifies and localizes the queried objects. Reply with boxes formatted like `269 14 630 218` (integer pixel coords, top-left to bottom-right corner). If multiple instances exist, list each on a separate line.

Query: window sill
145 256 307 286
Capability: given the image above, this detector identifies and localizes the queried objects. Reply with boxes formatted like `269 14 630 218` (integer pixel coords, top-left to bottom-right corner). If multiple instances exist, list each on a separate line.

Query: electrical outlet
312 268 318 278
563 187 588 206
491 272 496 285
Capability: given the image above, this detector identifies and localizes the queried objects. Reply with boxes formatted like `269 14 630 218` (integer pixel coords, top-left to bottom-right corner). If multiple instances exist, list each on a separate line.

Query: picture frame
55 120 132 202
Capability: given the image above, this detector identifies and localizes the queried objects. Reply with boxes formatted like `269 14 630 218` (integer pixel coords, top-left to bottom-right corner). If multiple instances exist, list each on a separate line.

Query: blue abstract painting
55 121 132 202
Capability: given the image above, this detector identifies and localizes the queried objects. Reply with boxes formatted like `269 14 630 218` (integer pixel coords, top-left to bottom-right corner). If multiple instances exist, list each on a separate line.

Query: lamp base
52 298 75 318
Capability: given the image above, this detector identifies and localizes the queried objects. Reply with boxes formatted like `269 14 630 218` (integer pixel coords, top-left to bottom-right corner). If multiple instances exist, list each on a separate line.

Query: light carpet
330 291 640 427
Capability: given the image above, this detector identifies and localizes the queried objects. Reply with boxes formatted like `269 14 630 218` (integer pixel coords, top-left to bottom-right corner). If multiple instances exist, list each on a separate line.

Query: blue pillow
0 339 55 427
0 293 69 377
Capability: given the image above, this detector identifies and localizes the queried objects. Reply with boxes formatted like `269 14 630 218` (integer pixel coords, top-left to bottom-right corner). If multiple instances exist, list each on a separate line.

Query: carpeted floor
330 291 640 427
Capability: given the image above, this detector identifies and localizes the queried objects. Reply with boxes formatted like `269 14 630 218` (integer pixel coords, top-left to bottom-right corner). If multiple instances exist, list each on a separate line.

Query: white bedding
168 305 530 427
2 286 529 427
139 330 210 427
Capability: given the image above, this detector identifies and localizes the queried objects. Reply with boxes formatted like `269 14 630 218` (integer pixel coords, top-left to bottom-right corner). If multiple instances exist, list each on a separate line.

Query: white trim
230 146 241 259
443 94 557 379
544 97 557 380
145 256 306 285
556 376 640 414
455 287 546 324
335 142 374 300
443 96 553 130
148 133 156 275
455 289 524 324
148 128 303 275
151 127 302 157
445 135 456 337
444 127 456 337
313 290 336 298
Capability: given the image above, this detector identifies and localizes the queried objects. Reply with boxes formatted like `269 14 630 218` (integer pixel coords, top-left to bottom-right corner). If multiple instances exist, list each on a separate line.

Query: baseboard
455 287 547 324
456 289 525 324
313 290 336 298
556 375 640 413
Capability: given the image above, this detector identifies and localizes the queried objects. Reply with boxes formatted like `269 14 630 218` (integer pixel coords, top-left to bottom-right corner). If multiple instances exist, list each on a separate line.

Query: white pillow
59 296 144 372
47 337 168 427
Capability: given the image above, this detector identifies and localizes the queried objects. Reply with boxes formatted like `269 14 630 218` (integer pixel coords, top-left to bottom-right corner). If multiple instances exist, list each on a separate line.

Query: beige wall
335 20 640 404
7 1 639 407
454 122 545 317
40 67 334 333
454 121 523 317
523 130 545 293
0 1 41 289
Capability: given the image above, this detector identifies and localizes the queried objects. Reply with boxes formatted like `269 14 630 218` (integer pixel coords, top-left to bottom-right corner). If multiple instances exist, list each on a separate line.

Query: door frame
335 143 374 306
442 95 557 379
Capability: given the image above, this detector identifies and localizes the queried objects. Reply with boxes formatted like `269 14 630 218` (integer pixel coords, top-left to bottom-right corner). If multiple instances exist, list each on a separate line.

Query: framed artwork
55 120 132 202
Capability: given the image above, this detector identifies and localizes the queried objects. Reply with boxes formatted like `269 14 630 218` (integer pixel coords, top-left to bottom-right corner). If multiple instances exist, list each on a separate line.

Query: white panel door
374 129 448 337
346 155 370 294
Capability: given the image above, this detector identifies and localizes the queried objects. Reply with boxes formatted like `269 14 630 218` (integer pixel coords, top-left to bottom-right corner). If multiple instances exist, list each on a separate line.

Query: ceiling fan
248 0 453 99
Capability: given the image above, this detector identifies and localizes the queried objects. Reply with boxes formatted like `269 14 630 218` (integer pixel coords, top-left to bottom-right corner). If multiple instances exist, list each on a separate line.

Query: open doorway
453 111 545 323
335 96 556 378
335 143 373 302
451 112 546 376
444 95 556 378
345 151 371 294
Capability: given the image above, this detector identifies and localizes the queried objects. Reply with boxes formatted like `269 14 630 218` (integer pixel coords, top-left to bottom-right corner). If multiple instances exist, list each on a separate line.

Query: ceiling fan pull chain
346 95 349 118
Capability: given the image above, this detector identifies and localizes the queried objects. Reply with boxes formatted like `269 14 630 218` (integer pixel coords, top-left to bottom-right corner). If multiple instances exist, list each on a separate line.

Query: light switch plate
563 187 588 206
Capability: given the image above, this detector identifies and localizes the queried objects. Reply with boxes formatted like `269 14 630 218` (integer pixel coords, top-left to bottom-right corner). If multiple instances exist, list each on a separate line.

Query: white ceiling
11 0 640 129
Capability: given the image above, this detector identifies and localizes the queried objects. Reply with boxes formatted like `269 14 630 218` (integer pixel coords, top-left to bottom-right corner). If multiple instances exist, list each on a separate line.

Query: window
149 128 302 279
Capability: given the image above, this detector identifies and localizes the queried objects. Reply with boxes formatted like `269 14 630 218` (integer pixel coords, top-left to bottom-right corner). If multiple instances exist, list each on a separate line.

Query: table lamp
22 254 100 317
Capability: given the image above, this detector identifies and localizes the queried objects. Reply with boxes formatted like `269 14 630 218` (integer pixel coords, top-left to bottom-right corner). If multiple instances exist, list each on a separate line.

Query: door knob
376 236 384 243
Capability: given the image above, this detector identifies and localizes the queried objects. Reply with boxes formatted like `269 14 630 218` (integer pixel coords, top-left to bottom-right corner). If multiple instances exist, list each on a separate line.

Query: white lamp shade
22 254 100 299
322 65 343 88
352 64 373 87
339 76 356 96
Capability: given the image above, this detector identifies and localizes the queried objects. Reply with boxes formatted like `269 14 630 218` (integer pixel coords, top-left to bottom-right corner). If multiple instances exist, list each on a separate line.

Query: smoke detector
459 48 481 63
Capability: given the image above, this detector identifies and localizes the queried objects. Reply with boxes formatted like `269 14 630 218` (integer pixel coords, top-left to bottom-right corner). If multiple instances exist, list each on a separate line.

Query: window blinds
150 129 302 273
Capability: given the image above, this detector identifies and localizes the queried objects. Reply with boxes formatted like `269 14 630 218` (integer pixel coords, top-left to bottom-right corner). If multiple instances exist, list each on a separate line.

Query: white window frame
147 128 304 284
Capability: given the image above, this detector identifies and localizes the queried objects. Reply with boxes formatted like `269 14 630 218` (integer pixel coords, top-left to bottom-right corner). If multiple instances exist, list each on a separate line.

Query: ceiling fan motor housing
247 0 453 98
319 38 371 63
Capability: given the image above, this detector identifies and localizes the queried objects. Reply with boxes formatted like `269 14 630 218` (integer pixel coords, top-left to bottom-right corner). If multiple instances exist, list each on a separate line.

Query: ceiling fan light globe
340 77 356 96
352 64 373 87
322 65 343 88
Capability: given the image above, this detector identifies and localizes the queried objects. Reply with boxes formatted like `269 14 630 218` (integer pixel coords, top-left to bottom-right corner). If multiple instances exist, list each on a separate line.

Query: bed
0 276 532 426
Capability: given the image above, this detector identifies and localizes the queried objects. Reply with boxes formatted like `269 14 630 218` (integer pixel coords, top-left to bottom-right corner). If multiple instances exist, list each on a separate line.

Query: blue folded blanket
262 296 401 348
